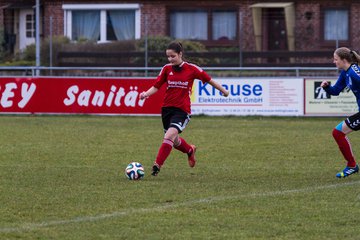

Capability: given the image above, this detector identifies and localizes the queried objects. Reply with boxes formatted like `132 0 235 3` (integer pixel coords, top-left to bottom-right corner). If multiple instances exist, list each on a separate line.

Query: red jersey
154 62 211 114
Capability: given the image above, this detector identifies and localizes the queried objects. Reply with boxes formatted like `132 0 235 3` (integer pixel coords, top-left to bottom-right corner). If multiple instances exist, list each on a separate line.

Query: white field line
1 180 360 234
0 164 115 173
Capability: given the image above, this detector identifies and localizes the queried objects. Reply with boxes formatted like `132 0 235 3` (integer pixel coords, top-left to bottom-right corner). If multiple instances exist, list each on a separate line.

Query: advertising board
191 78 304 116
304 78 357 116
0 77 164 115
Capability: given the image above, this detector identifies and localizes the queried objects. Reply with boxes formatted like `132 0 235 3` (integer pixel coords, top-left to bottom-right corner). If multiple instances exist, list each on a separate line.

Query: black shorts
345 112 360 131
161 107 191 133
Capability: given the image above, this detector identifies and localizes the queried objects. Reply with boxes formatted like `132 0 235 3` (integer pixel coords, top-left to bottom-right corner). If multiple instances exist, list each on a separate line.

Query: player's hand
223 90 229 97
320 80 329 88
139 91 148 100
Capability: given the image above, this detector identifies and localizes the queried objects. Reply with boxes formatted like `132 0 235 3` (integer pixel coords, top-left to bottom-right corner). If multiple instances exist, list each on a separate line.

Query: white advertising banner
305 78 357 116
191 78 304 116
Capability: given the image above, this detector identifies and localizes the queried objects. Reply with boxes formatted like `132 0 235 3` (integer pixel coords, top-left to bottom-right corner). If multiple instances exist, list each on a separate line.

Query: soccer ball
125 162 145 180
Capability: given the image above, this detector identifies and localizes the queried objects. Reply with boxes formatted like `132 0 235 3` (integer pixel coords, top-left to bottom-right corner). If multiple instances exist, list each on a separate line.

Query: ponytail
350 50 360 65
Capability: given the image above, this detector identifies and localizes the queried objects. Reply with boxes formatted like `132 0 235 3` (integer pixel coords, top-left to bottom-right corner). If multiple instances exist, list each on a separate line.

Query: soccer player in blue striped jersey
321 47 360 178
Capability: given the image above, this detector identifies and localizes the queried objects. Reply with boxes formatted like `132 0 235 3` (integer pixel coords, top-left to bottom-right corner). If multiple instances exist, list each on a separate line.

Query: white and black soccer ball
125 162 145 180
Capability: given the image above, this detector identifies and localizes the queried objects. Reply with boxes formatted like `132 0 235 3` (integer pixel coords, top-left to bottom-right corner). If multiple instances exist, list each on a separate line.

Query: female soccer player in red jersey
321 47 360 178
140 41 229 176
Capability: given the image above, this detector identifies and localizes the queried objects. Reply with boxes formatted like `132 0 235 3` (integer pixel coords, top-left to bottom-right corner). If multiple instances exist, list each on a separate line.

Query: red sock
332 129 357 167
155 138 174 167
174 137 192 154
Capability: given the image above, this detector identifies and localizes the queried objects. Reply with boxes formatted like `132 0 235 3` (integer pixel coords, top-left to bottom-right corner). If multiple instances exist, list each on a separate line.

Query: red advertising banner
0 77 164 115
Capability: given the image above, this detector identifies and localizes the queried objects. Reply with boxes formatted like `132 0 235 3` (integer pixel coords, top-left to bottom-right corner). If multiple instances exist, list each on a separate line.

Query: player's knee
164 127 178 140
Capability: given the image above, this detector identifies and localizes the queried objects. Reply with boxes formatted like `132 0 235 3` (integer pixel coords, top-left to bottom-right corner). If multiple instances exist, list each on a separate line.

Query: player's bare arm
139 86 158 100
208 79 229 97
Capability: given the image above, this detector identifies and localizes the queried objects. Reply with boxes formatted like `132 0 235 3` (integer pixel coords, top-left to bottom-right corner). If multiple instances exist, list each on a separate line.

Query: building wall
295 1 360 51
0 8 3 31
41 1 168 37
350 3 360 48
43 1 64 37
141 3 167 36
238 2 255 51
2 0 360 53
295 2 320 51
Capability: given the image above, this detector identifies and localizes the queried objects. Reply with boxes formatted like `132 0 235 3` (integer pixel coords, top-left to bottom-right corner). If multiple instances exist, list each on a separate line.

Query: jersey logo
167 80 189 89
351 65 360 76
169 72 174 76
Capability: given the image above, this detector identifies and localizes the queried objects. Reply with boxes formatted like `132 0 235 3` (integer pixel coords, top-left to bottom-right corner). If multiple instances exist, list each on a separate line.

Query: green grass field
0 115 360 239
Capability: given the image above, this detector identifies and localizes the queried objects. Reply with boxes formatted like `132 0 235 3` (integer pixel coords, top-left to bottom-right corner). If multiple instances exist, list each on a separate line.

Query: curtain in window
108 10 135 40
72 10 100 41
170 11 207 40
324 10 348 41
212 12 236 40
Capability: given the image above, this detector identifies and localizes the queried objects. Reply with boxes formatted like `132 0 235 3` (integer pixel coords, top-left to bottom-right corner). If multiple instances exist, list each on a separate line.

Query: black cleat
151 164 160 176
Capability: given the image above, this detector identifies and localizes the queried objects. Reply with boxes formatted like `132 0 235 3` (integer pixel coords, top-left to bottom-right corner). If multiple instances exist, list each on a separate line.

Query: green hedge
19 36 210 67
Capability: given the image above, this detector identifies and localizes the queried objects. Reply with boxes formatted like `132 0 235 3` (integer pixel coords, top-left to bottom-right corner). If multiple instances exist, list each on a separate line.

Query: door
264 8 288 63
19 9 35 50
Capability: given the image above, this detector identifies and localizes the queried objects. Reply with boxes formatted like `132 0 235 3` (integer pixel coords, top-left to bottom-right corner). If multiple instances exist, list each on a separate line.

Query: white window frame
62 4 141 42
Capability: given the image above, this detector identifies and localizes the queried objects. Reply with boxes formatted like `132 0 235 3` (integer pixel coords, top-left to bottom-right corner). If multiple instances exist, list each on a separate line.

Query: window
107 10 135 41
63 4 140 42
170 11 208 40
212 11 236 40
72 10 100 41
170 10 237 41
324 9 348 41
25 14 35 38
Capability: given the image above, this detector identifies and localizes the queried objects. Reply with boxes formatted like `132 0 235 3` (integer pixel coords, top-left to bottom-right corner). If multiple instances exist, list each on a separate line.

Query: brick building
0 0 359 66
